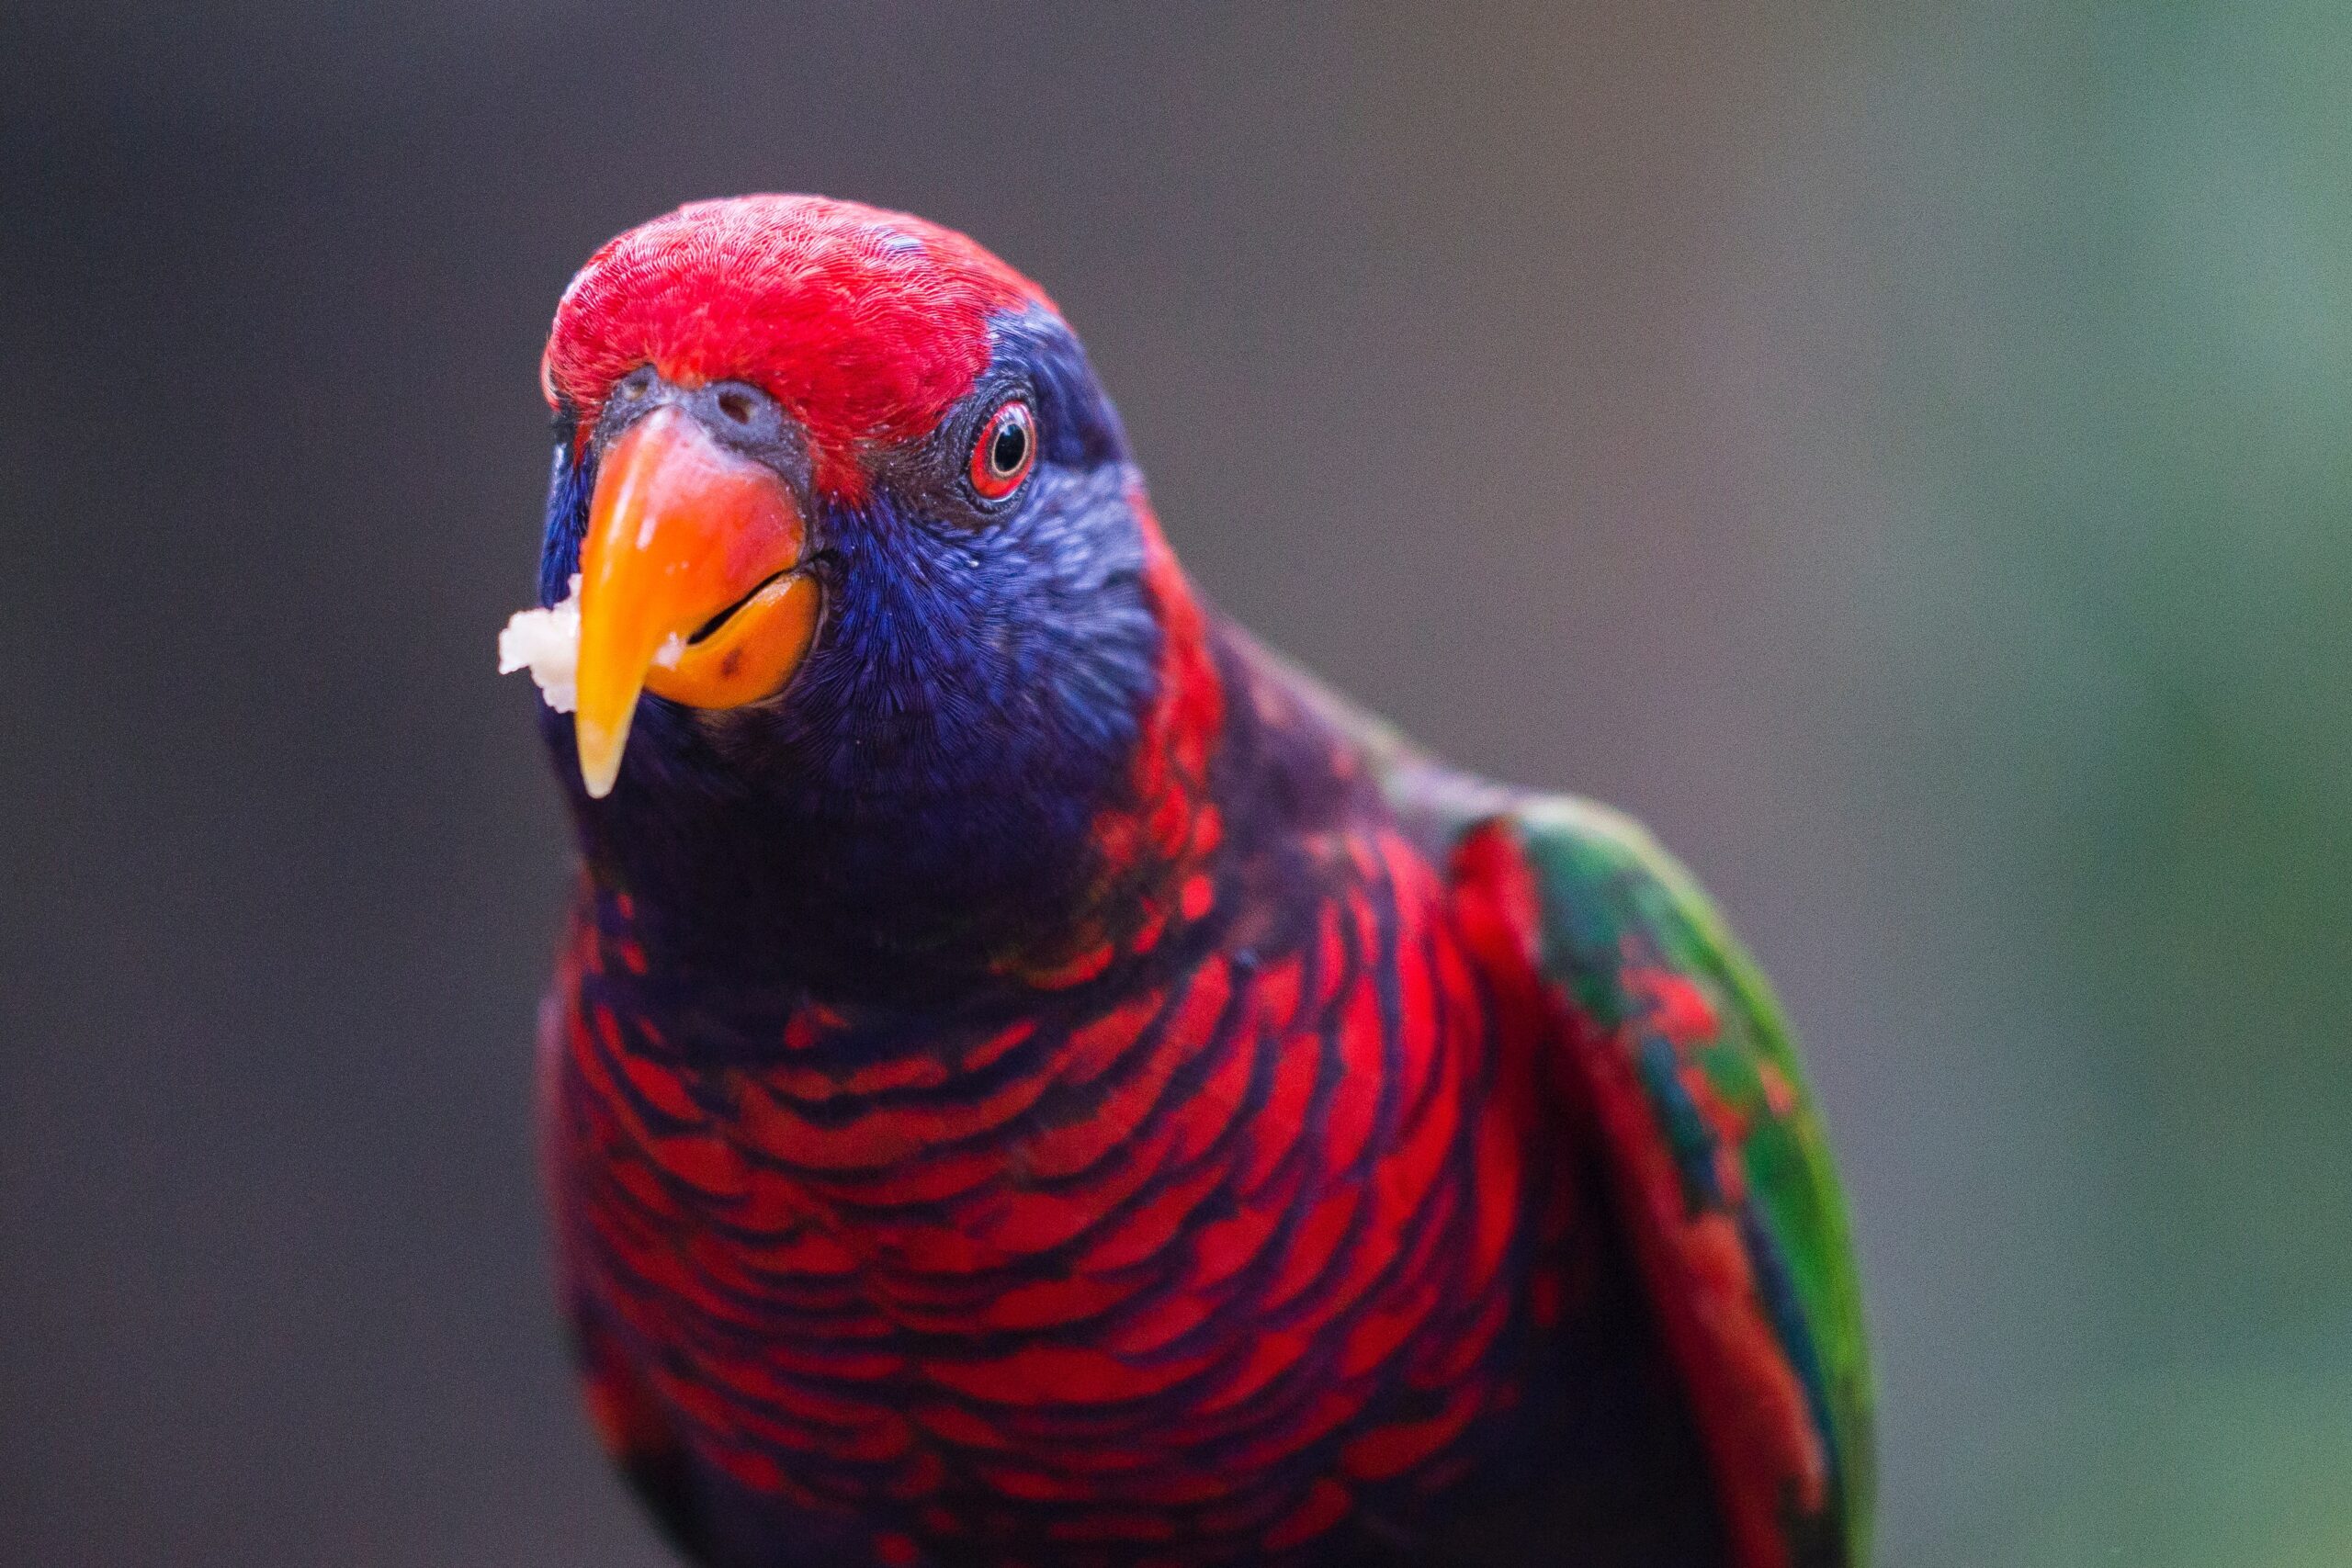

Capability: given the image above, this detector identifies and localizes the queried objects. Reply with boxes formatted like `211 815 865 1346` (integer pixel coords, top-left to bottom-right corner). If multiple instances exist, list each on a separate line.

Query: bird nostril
717 390 755 424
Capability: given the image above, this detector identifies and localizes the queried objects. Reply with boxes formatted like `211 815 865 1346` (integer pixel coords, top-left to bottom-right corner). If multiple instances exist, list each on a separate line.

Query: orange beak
573 405 821 798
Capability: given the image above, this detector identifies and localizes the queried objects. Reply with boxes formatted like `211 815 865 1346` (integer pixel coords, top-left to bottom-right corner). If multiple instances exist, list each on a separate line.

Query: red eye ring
968 399 1036 501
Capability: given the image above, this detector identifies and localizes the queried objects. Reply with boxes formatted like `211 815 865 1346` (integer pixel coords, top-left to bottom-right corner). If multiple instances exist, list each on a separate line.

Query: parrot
513 194 1871 1568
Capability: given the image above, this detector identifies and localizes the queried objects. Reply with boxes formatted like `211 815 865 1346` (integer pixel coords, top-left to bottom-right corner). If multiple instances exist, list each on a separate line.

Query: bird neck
557 524 1238 1013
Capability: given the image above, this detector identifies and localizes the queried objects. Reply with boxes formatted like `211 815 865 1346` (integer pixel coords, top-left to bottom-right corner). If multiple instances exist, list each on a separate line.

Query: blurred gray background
6 4 2347 1563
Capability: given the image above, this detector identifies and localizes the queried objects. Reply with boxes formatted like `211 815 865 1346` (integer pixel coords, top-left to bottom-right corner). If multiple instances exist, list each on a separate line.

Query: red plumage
545 558 1589 1563
542 196 1048 495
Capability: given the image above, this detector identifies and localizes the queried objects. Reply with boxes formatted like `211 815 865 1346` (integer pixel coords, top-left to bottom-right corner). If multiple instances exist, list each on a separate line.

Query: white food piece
497 574 684 716
498 575 582 713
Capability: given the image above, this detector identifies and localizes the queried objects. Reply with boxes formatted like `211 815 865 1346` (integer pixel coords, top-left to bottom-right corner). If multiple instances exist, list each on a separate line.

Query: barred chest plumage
544 807 1592 1566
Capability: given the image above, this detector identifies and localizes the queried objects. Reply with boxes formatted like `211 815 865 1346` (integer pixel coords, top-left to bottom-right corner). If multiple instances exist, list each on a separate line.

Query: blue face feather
535 310 1165 996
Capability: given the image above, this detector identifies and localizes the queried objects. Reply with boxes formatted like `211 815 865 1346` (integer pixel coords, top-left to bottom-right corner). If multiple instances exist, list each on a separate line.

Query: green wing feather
1236 629 1874 1565
1507 795 1873 1567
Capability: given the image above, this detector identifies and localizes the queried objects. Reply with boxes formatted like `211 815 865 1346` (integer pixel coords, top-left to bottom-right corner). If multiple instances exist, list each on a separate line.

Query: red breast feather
547 731 1562 1562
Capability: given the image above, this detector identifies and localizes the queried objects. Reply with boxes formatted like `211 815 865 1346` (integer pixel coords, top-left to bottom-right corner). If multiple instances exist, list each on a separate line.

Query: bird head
532 196 1212 987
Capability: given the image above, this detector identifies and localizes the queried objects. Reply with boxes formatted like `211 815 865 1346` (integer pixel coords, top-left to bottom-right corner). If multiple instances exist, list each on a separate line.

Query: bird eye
968 400 1035 501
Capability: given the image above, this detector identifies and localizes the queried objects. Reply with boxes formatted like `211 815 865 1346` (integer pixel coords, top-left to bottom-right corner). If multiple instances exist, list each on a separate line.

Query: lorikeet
514 195 1871 1568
